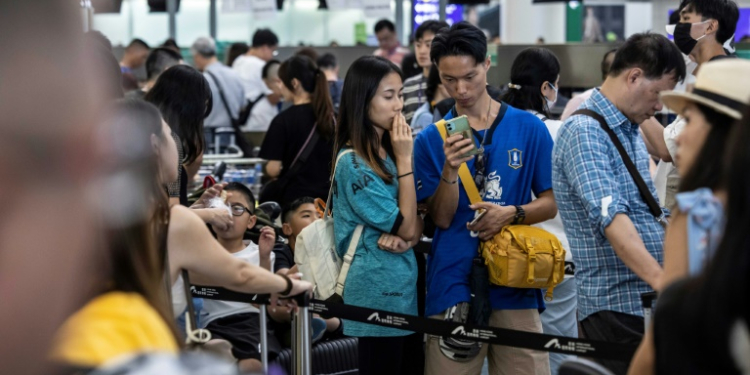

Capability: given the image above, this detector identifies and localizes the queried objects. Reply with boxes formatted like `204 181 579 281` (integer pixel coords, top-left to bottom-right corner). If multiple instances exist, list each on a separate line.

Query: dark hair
105 99 178 342
601 49 617 81
374 19 396 33
226 42 249 67
608 33 686 83
678 103 735 193
161 38 179 52
501 47 560 116
335 56 402 183
681 106 750 372
252 28 279 48
683 0 739 44
262 59 281 79
224 182 256 209
430 21 487 66
283 196 316 223
145 65 212 165
279 55 335 139
296 47 319 62
127 38 150 50
317 53 338 70
145 47 182 80
415 20 449 41
425 64 442 104
670 0 690 25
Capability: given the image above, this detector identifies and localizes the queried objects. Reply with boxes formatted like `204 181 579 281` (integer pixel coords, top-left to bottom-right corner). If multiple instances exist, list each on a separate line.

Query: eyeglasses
230 204 252 217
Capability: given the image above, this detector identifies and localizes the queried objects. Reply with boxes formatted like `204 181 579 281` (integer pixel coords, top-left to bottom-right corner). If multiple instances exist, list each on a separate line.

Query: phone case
445 115 481 157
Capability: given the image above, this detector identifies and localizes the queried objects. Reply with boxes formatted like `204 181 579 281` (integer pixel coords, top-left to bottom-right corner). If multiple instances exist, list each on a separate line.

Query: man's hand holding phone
467 203 516 241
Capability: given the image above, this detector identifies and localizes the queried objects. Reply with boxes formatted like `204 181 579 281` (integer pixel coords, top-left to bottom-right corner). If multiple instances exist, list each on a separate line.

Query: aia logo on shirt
508 149 523 169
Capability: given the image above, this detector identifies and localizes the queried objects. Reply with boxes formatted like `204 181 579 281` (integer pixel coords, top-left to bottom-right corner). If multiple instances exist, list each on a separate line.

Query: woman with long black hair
259 54 336 206
331 55 423 375
656 59 750 289
628 61 750 375
145 64 212 206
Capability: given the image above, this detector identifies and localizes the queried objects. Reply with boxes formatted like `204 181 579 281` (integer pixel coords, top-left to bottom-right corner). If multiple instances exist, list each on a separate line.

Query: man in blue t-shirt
414 22 556 375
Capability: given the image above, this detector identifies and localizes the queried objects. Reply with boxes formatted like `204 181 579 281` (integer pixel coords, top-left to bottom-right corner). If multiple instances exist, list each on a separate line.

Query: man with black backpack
192 37 246 152
552 33 686 375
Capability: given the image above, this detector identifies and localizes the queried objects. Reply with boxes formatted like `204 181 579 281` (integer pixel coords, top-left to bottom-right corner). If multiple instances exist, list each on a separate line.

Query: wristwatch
512 205 526 225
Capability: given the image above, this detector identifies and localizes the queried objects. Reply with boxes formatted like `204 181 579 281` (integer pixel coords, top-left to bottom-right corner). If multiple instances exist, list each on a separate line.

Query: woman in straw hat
657 58 750 291
627 60 750 375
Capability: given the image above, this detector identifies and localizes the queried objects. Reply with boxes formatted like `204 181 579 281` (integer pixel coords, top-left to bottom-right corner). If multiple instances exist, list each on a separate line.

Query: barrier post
641 292 658 329
292 293 312 375
259 303 269 375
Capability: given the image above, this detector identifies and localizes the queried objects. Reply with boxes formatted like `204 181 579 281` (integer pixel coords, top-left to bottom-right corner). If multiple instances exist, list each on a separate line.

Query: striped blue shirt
552 89 665 320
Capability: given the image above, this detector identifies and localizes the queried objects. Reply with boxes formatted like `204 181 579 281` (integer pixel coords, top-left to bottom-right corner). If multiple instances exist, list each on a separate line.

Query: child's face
213 193 256 240
285 203 319 238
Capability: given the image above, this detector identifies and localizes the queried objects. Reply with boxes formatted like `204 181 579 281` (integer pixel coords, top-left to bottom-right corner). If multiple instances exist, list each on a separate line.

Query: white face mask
545 82 558 107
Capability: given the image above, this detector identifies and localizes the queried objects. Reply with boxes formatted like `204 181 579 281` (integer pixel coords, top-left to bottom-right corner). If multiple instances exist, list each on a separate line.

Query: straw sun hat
660 59 750 120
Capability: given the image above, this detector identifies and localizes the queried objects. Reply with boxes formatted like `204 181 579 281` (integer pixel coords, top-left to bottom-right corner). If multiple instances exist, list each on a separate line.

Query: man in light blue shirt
192 37 246 151
552 33 685 375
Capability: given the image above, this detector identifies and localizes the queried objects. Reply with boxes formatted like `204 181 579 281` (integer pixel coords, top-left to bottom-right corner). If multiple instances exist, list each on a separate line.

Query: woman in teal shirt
332 55 423 375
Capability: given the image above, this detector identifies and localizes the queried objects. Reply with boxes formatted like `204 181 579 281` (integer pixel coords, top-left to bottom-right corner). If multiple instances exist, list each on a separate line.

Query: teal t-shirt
332 149 417 337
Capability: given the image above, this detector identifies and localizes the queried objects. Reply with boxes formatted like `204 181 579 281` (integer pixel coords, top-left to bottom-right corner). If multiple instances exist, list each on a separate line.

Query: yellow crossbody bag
437 120 566 300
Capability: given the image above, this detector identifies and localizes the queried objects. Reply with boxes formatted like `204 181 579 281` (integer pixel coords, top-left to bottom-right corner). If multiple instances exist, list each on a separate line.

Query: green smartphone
445 115 481 157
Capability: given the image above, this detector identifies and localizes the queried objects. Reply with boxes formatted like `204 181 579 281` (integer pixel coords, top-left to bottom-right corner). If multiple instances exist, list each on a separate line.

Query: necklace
477 97 494 154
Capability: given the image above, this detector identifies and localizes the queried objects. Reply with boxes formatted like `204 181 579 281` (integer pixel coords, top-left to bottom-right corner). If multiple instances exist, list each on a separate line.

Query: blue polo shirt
414 103 554 317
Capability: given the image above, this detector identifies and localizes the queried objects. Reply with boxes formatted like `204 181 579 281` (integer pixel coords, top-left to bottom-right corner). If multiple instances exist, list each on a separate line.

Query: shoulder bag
258 122 321 204
572 109 669 228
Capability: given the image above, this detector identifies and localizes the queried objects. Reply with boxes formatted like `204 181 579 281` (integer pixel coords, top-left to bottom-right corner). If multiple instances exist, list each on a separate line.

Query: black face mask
673 22 706 55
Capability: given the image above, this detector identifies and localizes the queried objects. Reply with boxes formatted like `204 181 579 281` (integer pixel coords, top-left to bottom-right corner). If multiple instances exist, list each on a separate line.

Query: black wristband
279 275 293 296
397 171 413 179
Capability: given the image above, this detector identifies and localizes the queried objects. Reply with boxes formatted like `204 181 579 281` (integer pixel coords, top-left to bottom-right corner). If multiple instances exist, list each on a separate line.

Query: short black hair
146 47 182 80
225 182 256 210
608 33 686 83
683 0 739 44
252 29 279 48
601 49 617 81
283 197 316 223
262 59 280 79
415 20 449 41
317 53 338 70
374 19 396 34
430 21 487 66
670 0 690 25
127 38 150 50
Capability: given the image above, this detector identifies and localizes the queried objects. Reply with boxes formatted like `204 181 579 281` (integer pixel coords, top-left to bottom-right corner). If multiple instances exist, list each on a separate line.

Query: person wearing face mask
501 47 576 375
641 0 739 209
332 55 424 375
552 33 686 375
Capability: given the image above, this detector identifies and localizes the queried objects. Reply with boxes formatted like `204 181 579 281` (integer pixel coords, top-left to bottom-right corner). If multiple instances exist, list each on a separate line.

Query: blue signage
412 0 463 35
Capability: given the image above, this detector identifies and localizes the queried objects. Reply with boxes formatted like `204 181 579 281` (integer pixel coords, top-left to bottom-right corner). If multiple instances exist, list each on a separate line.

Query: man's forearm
428 164 460 229
605 214 663 290
522 191 557 225
260 256 272 272
640 118 672 162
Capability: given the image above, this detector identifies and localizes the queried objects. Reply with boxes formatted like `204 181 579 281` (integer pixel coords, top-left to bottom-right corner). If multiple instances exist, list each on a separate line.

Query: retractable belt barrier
191 285 637 361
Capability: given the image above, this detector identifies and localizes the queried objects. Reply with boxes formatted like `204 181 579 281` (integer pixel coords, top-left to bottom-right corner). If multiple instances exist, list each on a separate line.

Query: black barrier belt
191 286 637 361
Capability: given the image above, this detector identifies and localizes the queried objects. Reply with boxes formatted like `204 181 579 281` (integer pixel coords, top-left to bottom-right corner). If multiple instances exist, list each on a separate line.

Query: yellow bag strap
436 120 483 205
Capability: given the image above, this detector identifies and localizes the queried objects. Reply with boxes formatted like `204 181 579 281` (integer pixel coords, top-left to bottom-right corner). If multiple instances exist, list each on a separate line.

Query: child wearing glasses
202 182 282 374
